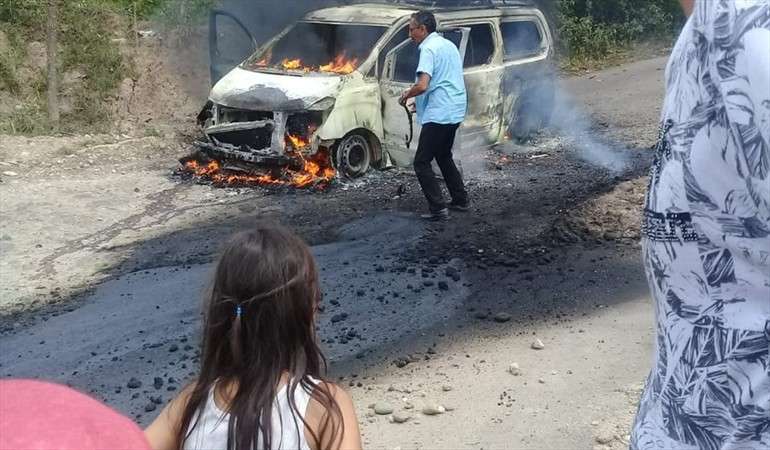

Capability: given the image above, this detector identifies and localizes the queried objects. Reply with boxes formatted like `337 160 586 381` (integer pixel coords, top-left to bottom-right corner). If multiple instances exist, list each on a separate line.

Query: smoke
216 0 347 40
546 82 630 173
486 78 630 175
455 84 629 180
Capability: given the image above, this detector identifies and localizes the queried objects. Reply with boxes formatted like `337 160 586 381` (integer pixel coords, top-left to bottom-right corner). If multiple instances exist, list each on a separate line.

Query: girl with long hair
144 225 362 450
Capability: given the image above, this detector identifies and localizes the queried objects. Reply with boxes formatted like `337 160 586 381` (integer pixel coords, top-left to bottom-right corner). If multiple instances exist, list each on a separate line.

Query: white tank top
183 379 317 450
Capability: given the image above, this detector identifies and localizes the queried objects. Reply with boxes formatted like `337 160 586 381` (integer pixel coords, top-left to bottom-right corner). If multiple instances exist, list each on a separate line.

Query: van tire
334 132 372 179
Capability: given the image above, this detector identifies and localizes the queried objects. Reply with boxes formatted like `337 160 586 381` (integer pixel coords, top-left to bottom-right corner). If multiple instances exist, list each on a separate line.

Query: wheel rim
340 135 370 176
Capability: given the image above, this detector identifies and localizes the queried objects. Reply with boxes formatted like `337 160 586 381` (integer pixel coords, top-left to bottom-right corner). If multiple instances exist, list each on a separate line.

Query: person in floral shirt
631 1 770 449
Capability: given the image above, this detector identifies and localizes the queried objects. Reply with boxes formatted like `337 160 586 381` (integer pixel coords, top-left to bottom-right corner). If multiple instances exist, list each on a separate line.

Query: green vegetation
0 0 127 133
0 0 213 134
556 0 685 69
0 23 23 94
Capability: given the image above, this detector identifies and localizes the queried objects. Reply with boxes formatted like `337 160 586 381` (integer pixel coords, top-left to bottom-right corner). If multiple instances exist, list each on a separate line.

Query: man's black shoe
420 208 449 221
448 202 469 212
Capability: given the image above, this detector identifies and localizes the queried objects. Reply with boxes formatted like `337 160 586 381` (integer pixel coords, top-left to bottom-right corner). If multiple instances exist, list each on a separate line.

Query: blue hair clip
235 305 243 318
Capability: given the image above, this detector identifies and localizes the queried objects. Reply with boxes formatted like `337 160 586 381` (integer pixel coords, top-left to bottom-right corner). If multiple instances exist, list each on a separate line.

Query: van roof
303 1 537 26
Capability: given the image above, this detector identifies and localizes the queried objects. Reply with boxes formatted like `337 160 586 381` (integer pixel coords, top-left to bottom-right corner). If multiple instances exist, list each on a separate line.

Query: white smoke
455 80 630 180
546 82 630 173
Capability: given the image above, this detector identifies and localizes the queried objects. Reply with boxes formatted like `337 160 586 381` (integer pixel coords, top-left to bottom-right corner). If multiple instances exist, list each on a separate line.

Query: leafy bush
106 0 215 25
152 0 216 33
1 0 215 134
0 23 24 93
0 0 131 133
556 0 685 67
0 0 45 29
60 2 127 99
107 0 166 17
558 16 618 64
0 76 48 134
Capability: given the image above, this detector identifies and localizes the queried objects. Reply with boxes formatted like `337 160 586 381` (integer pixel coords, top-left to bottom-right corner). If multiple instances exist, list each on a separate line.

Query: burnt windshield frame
244 22 387 74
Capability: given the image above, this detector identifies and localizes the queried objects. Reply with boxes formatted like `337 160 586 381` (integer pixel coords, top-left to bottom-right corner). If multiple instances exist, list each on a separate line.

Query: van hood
210 66 343 112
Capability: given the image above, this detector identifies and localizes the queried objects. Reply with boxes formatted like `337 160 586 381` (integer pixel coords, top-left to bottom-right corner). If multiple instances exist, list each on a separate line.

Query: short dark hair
411 10 437 33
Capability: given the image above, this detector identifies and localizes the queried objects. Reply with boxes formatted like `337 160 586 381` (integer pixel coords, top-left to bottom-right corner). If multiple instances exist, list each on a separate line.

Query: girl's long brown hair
176 225 343 450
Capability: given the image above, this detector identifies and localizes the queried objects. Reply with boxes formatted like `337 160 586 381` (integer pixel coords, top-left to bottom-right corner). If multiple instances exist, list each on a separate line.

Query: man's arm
400 46 435 106
399 73 431 105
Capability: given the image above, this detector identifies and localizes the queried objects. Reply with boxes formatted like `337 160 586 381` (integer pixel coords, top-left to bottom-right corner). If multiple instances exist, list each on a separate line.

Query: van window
463 24 495 68
386 29 464 82
500 20 542 59
378 26 409 78
441 30 463 49
391 41 420 83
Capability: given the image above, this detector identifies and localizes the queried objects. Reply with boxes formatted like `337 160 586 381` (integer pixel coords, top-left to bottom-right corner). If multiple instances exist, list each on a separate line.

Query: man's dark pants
413 122 468 213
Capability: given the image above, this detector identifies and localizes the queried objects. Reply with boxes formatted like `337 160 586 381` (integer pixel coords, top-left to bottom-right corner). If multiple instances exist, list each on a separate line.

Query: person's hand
406 98 416 113
399 91 409 106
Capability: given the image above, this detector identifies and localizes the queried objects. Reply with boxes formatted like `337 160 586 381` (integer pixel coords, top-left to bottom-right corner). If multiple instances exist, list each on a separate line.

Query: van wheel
335 133 372 178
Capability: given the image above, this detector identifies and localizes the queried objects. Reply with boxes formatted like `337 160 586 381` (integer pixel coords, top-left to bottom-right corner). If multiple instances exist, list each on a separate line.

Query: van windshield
244 22 387 75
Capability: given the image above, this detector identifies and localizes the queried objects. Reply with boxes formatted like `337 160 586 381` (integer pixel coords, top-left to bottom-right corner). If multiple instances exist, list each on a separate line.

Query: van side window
392 41 420 82
378 26 409 78
442 30 462 49
500 20 542 59
463 24 495 68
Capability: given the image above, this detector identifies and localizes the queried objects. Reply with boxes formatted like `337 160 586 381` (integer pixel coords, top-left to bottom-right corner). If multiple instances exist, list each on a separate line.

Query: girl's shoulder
303 378 350 406
303 380 361 450
144 382 198 450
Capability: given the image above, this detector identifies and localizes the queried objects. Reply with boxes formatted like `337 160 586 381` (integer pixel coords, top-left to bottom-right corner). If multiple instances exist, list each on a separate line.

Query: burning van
194 1 555 184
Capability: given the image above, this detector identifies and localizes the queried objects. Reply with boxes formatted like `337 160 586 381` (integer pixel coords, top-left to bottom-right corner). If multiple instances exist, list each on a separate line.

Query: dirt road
0 56 667 449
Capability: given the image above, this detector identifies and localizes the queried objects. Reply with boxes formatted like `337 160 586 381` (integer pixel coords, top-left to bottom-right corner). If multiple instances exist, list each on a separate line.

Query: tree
46 0 59 128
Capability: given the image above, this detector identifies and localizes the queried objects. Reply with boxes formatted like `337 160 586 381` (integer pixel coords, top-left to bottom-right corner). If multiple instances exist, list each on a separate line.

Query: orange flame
281 58 310 72
257 54 359 74
182 133 335 189
319 54 359 74
286 133 309 150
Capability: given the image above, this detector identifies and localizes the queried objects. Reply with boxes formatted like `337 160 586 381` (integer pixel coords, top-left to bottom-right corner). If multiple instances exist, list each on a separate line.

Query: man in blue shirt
399 10 469 221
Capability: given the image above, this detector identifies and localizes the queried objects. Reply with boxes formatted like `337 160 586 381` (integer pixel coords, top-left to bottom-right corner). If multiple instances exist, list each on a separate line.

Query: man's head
409 11 436 44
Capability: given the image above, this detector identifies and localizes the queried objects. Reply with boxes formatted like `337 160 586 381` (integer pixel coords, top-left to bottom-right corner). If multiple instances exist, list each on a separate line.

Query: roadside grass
556 0 683 72
0 0 213 135
0 23 23 94
560 39 675 74
0 0 131 134
59 2 129 132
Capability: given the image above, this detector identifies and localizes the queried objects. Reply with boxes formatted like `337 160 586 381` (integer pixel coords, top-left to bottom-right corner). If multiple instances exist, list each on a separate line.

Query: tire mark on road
35 184 195 279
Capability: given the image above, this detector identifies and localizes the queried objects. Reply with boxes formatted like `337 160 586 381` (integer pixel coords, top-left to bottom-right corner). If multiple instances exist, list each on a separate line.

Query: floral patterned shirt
631 1 770 449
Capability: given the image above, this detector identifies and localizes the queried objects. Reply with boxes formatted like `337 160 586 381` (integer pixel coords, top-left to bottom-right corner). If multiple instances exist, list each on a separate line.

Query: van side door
447 20 505 151
499 13 555 140
208 10 258 85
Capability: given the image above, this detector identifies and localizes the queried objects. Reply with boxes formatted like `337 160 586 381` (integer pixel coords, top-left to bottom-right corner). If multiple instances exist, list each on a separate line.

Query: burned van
198 1 555 178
